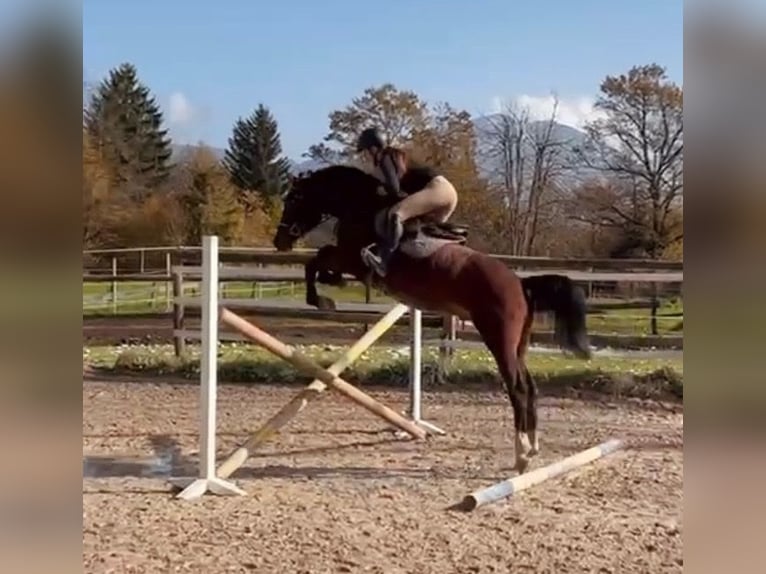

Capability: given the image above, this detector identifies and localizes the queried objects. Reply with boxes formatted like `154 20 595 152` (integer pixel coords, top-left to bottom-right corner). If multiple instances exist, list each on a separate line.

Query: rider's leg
391 175 458 223
384 176 458 249
368 176 458 276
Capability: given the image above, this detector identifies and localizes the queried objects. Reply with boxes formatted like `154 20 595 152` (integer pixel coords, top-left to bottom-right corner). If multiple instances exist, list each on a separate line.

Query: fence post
165 252 172 311
650 283 659 335
437 313 456 381
111 257 117 315
173 269 185 356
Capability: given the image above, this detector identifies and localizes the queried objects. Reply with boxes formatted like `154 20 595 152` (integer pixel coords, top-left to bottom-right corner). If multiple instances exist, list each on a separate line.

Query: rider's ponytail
380 146 408 177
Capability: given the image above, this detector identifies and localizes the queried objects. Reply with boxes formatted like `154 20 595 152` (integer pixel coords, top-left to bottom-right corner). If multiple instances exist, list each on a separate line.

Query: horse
272 164 592 473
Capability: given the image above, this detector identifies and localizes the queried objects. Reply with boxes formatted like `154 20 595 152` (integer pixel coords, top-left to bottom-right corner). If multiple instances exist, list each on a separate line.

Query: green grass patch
84 341 683 402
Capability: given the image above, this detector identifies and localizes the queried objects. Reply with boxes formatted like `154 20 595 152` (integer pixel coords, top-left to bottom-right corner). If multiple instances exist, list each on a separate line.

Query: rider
355 126 459 275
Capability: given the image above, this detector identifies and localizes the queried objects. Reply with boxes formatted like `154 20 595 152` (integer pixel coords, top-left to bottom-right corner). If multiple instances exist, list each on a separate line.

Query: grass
84 341 683 402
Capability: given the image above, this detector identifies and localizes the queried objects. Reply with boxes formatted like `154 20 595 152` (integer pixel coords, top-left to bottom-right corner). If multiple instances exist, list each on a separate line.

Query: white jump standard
403 307 445 436
454 438 624 511
169 236 247 500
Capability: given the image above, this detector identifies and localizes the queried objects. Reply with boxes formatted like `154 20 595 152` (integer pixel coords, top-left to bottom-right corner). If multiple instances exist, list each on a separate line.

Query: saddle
415 221 469 243
370 209 469 260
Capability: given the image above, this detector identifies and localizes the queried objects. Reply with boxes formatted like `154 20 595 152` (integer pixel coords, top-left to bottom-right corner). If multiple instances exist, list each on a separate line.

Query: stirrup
360 243 389 277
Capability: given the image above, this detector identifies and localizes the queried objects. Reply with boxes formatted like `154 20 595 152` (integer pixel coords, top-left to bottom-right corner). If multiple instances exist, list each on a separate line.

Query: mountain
289 115 597 184
168 115 600 186
170 143 309 175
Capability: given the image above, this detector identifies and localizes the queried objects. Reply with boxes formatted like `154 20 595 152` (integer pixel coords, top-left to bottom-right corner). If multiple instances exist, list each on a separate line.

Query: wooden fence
83 246 683 354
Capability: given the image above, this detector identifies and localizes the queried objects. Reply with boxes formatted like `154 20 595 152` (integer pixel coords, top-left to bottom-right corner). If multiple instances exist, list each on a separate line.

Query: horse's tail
521 274 591 359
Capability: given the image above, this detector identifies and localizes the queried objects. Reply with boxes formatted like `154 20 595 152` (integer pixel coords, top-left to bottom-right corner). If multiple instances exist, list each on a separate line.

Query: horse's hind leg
517 316 539 457
522 363 540 456
472 310 531 473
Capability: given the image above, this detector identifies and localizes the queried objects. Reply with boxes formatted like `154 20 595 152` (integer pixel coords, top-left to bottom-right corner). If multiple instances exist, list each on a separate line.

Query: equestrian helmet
356 127 385 152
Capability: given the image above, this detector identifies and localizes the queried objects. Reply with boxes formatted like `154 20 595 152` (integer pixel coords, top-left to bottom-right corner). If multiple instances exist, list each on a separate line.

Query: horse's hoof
514 456 530 474
316 296 337 311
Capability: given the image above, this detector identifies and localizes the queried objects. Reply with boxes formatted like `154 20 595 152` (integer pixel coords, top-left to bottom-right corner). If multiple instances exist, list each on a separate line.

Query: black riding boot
365 210 403 277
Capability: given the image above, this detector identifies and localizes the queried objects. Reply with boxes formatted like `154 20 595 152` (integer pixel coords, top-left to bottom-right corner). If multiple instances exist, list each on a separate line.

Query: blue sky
83 0 683 159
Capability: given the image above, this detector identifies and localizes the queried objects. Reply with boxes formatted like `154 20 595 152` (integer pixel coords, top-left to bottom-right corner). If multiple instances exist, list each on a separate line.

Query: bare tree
479 95 576 255
573 64 683 259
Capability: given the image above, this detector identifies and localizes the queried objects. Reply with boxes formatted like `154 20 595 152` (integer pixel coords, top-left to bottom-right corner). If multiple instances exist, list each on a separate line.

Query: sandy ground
83 376 682 573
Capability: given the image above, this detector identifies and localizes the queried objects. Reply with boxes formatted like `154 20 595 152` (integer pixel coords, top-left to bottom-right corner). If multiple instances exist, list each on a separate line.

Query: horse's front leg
304 246 341 311
317 268 347 288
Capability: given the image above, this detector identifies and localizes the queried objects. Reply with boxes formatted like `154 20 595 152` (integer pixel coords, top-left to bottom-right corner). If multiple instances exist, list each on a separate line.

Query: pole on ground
169 236 246 500
216 302 414 479
452 438 624 511
407 307 446 435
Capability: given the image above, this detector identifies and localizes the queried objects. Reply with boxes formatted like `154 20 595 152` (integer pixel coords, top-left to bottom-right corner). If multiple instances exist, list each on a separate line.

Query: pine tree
83 62 173 200
223 103 291 207
177 147 245 245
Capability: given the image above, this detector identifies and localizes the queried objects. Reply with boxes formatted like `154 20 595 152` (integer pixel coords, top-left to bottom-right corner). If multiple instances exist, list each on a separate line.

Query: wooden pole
216 302 415 478
217 307 427 477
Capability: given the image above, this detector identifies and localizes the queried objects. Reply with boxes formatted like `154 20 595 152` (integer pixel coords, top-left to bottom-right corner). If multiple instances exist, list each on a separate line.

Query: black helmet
356 127 385 152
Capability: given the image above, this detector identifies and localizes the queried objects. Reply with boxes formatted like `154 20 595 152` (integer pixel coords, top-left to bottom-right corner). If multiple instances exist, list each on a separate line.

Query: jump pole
169 235 247 500
215 301 419 479
453 438 624 511
218 306 427 450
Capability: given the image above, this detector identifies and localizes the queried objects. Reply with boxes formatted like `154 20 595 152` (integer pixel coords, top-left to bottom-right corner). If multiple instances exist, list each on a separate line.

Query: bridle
277 221 304 238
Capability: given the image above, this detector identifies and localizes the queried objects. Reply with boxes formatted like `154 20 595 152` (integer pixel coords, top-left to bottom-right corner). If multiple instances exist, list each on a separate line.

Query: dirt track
83 377 683 573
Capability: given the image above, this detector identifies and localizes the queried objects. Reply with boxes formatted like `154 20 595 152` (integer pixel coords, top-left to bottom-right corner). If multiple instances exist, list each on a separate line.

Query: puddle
82 452 177 478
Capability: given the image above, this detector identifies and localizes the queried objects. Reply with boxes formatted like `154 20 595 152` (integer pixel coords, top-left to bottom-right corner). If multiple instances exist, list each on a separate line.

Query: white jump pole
407 307 445 435
170 235 246 500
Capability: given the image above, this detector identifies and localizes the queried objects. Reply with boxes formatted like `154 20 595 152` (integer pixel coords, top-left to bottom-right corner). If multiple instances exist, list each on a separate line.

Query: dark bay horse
273 165 591 473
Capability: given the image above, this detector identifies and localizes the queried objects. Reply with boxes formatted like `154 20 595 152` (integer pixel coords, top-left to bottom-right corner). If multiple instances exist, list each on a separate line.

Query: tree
83 128 119 248
574 64 683 258
176 146 245 245
305 83 429 162
407 102 503 249
223 104 292 208
306 84 511 249
83 62 173 199
478 95 577 255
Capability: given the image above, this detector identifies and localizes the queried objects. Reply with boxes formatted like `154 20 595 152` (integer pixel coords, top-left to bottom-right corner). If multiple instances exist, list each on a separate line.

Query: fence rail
84 245 683 271
83 247 683 353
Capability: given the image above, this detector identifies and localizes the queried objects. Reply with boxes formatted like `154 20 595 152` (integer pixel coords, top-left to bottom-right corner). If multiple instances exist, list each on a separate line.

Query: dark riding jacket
377 151 439 199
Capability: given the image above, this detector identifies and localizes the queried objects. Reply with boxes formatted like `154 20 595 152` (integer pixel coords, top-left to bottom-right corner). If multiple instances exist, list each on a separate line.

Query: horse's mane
301 163 379 187
294 163 388 218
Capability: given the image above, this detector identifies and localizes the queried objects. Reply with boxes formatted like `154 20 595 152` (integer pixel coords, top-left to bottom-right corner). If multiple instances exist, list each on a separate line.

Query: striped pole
455 438 624 511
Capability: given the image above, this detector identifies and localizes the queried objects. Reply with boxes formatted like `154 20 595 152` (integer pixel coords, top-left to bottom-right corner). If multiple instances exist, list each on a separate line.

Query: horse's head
273 172 325 251
272 164 384 251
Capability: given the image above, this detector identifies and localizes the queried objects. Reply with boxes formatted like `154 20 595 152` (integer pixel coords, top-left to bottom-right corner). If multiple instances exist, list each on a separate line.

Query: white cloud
490 93 607 129
168 91 195 125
